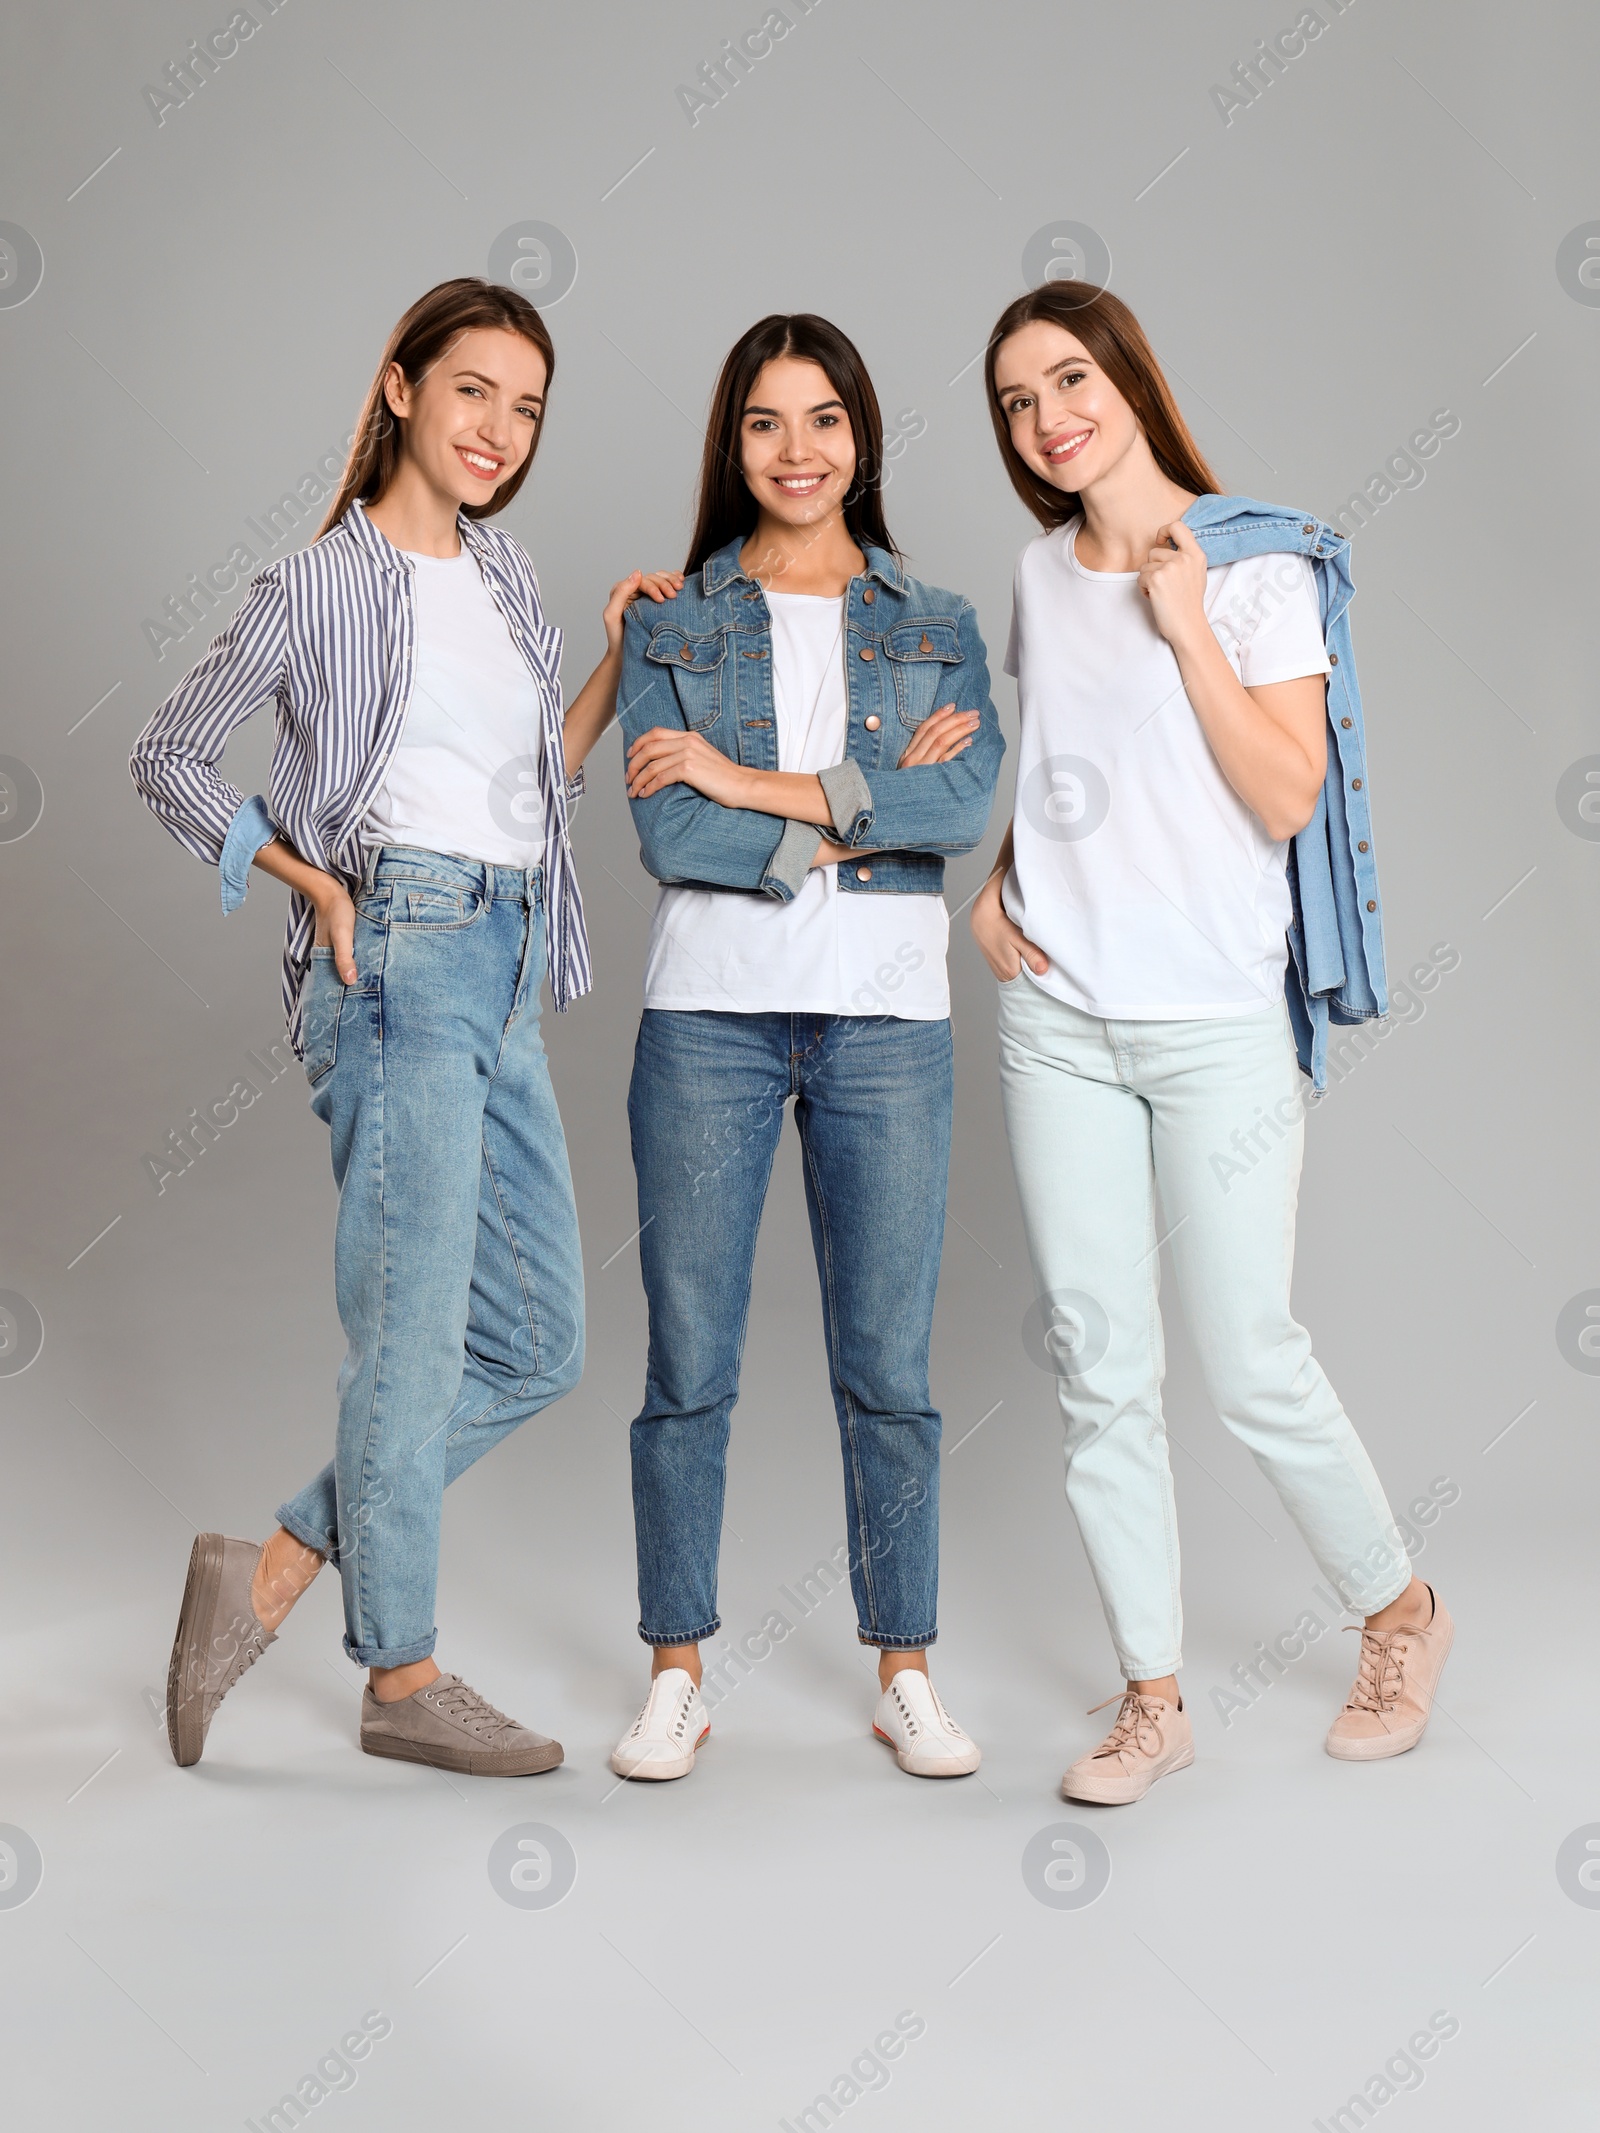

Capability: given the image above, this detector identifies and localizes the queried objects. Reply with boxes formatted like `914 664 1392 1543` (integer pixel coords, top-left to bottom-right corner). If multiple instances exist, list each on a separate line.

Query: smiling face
739 356 858 530
383 324 548 509
992 318 1145 498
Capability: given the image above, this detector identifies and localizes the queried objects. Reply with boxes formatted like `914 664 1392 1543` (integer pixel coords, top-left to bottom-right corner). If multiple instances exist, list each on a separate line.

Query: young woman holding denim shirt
133 278 680 1776
971 284 1452 1803
608 314 1003 1781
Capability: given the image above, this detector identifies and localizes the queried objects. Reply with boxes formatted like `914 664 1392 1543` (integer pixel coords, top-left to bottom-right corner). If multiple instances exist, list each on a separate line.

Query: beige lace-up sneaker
166 1534 277 1767
1325 1586 1454 1760
1061 1689 1194 1804
361 1672 563 1776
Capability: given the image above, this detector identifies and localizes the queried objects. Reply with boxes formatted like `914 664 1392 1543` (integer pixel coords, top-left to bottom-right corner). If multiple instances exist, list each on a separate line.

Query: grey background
2 0 1596 2124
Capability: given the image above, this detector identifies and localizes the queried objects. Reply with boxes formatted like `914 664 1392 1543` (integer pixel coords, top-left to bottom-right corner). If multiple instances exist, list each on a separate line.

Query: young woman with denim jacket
132 278 681 1776
971 284 1452 1803
608 314 1004 1781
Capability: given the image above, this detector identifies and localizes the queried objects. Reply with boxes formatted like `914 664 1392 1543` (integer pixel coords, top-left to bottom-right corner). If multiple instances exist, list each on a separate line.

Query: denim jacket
618 538 1004 901
1184 494 1388 1094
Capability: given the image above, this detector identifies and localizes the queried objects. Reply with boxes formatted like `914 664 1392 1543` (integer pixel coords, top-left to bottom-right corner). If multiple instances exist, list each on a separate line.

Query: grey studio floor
6 0 1600 2126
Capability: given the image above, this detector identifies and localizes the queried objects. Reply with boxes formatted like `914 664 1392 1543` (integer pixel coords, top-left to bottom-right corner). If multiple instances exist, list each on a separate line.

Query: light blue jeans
998 977 1411 1680
277 848 584 1667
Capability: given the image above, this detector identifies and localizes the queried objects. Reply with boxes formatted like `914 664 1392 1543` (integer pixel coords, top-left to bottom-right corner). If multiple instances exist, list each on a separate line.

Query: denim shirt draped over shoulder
617 537 1004 902
1183 494 1387 1094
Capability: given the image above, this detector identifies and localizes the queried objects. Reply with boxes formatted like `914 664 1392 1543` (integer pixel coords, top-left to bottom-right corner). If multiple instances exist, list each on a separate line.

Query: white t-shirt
1002 521 1330 1019
642 590 950 1017
364 549 545 865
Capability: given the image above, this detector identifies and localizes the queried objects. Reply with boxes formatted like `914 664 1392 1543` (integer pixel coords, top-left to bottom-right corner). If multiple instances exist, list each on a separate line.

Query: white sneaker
610 1667 710 1781
872 1668 981 1777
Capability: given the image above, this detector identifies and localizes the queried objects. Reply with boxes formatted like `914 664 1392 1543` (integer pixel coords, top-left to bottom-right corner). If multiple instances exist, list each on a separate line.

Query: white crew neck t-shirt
364 548 545 865
642 589 950 1017
1002 519 1330 1019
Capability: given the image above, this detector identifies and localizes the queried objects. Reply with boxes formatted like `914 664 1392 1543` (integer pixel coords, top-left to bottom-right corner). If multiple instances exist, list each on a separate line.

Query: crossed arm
623 706 982 871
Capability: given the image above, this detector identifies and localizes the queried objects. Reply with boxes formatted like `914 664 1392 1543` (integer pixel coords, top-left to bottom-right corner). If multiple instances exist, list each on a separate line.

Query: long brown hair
318 277 556 537
685 314 899 573
985 283 1219 529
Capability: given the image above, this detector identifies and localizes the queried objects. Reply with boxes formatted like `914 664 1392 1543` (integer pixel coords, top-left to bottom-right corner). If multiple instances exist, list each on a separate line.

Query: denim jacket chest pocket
881 619 963 731
644 624 730 730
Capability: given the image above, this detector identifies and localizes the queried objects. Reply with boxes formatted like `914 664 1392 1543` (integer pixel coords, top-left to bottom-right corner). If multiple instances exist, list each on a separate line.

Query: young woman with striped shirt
132 277 681 1777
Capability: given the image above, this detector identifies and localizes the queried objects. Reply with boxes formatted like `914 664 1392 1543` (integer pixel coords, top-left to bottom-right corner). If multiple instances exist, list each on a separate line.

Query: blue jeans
628 1009 952 1650
277 848 585 1667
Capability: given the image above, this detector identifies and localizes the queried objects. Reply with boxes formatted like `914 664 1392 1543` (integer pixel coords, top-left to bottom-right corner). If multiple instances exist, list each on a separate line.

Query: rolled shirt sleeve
218 793 279 913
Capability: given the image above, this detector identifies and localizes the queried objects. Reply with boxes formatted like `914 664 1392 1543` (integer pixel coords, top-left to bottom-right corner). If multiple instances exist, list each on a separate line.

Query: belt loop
359 843 378 898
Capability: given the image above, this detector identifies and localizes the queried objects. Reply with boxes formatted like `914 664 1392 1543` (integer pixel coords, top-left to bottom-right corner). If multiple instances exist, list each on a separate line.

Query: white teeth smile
776 475 825 490
460 450 500 472
1046 431 1091 461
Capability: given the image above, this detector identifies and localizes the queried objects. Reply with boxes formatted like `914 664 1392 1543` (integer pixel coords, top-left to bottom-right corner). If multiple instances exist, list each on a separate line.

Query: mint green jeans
998 976 1411 1681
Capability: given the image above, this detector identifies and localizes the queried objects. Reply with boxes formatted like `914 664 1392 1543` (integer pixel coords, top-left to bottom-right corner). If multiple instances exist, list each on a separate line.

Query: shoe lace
427 1678 512 1737
1086 1689 1166 1761
206 1612 271 1696
1342 1620 1430 1715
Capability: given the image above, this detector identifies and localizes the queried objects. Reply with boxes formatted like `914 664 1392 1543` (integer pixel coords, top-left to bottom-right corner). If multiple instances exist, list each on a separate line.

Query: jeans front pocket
300 947 343 1086
369 883 488 931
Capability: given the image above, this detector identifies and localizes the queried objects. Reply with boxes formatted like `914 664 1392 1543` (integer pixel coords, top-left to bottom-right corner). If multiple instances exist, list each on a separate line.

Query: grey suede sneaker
360 1672 563 1776
166 1533 277 1767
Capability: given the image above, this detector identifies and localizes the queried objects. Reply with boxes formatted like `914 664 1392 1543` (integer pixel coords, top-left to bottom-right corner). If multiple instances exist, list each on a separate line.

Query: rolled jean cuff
817 758 874 844
858 1630 938 1651
639 1618 721 1646
342 1628 438 1669
274 1502 338 1568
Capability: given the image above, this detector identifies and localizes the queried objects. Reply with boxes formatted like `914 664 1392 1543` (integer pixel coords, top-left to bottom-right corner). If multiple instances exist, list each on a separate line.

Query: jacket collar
341 495 489 573
701 535 908 597
1182 492 1354 614
1182 491 1346 558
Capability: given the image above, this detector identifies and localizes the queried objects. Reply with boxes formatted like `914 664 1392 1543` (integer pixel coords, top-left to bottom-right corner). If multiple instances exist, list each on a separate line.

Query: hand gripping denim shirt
1183 494 1388 1094
618 538 1004 901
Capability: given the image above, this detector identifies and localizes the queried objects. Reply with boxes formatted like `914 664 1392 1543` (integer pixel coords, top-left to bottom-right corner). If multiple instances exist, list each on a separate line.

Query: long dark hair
986 283 1219 529
685 314 899 572
318 277 557 537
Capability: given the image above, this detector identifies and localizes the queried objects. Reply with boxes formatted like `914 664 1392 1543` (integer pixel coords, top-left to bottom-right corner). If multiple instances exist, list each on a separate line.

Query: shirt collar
341 495 486 572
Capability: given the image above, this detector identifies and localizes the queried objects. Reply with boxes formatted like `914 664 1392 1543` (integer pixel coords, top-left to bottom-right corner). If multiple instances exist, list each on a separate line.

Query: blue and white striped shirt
130 498 592 1053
